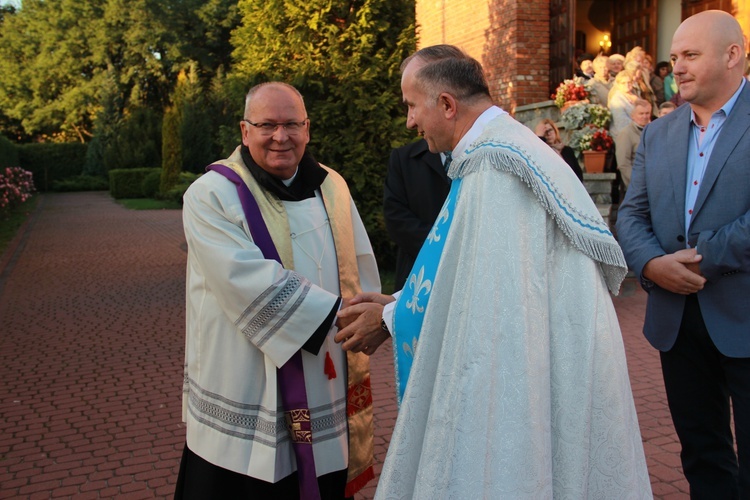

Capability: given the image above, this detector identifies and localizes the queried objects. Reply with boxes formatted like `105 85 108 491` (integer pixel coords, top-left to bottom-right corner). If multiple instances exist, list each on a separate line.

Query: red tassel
324 351 337 380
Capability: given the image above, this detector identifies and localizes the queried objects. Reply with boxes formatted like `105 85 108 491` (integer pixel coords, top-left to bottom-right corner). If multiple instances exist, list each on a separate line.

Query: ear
726 43 744 70
239 121 250 147
438 93 458 119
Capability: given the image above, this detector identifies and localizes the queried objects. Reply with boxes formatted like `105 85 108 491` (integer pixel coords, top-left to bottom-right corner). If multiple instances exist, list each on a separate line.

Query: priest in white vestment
176 82 380 499
336 46 652 499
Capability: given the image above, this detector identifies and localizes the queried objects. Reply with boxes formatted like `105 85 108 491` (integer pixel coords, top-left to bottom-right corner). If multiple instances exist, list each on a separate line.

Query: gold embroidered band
285 408 312 444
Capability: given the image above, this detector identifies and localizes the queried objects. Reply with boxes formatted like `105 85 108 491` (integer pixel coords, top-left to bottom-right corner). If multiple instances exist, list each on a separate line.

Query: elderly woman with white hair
608 70 639 138
588 55 613 105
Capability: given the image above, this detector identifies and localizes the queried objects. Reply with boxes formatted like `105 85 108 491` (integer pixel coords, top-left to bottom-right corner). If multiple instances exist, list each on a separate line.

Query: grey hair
400 44 467 72
633 98 651 110
402 45 491 103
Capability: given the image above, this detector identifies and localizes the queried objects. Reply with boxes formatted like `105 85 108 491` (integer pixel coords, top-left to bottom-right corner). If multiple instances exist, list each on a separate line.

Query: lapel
667 106 691 233
692 83 750 218
411 139 448 180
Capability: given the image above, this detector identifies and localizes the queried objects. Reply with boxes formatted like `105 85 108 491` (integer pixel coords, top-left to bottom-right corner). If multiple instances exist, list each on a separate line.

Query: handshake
334 292 396 356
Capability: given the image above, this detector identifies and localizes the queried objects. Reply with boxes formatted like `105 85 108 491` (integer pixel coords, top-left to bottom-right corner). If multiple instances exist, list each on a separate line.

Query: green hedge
0 135 20 168
18 143 88 192
109 168 162 199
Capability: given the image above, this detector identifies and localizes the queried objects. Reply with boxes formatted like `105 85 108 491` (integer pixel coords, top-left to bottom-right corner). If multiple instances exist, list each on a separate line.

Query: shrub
0 135 20 168
109 168 161 199
161 171 199 205
141 169 162 198
0 166 35 215
51 175 109 192
18 142 88 192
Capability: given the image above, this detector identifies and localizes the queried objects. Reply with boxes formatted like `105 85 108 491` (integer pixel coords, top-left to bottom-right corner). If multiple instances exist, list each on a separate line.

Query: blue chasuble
392 177 462 404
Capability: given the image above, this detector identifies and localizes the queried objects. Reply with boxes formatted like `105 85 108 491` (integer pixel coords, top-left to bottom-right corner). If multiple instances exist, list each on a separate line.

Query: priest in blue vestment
336 45 652 498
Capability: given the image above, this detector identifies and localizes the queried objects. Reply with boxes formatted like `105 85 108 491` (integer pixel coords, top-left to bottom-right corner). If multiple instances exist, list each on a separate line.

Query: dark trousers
660 295 750 499
174 444 351 499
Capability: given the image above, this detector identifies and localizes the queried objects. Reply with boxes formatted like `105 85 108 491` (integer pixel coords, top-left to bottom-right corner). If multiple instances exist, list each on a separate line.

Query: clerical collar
452 106 507 161
240 145 328 201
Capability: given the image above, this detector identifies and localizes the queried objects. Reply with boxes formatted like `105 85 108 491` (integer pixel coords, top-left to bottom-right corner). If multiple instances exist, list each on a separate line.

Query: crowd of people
175 9 749 500
545 45 686 196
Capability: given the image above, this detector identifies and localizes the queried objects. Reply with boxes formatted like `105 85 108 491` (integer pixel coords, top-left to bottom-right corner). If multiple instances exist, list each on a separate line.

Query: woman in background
535 119 583 181
608 71 639 138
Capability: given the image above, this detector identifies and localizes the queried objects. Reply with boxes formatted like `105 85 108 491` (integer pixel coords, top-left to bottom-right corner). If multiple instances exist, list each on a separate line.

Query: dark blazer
616 81 750 357
384 139 451 289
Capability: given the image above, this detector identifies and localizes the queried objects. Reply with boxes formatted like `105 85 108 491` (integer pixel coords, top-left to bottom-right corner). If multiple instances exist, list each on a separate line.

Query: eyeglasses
243 118 308 136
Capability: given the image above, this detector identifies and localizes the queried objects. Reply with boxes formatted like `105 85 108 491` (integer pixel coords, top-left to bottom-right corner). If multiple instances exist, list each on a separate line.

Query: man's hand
643 248 706 294
335 302 391 355
348 292 397 306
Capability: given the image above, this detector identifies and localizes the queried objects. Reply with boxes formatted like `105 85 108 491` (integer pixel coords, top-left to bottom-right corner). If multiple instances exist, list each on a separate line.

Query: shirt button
699 152 704 157
694 180 698 185
689 209 693 214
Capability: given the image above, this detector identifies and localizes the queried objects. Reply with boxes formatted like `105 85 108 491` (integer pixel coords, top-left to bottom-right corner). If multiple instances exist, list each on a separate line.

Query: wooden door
612 0 657 57
682 0 736 18
550 0 575 94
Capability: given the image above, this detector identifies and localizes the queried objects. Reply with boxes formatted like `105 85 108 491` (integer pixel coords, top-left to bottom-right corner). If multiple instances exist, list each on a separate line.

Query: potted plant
560 102 611 130
569 125 613 173
551 79 589 111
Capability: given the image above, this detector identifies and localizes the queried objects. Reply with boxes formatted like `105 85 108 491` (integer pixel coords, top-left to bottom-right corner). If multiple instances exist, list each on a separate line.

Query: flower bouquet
551 79 589 109
560 103 611 130
569 125 613 153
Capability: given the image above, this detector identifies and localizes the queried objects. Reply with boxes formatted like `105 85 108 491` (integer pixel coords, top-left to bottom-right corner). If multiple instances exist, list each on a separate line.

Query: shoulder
644 104 689 135
391 139 429 163
183 170 238 208
319 164 352 194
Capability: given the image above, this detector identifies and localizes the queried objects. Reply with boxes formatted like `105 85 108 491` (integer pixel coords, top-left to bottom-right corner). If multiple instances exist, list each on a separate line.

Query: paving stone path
0 192 689 498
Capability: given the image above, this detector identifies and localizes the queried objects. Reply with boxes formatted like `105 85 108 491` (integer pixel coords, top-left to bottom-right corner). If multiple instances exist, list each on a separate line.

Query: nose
271 124 289 141
406 114 416 130
671 58 685 76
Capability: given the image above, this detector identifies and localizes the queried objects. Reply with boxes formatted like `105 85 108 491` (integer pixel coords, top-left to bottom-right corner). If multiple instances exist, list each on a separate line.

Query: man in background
615 97 651 195
384 139 451 290
617 10 750 498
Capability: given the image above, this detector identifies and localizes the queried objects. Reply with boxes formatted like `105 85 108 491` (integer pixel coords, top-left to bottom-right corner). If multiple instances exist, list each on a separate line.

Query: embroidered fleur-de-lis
402 336 418 359
406 266 432 314
427 198 450 244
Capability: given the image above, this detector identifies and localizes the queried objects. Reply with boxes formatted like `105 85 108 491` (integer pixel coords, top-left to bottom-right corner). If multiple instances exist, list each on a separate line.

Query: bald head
670 10 746 115
244 82 306 117
675 10 744 53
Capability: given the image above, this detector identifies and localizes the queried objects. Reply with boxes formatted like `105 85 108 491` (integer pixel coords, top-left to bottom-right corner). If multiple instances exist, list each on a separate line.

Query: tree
0 0 106 141
178 64 216 173
160 104 182 195
0 0 240 142
231 0 416 268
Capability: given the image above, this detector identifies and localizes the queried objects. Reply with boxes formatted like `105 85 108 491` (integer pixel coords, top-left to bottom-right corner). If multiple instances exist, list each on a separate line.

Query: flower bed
0 167 35 216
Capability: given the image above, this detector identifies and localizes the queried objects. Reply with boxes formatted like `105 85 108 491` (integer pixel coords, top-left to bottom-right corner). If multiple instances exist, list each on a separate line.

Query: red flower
589 130 613 151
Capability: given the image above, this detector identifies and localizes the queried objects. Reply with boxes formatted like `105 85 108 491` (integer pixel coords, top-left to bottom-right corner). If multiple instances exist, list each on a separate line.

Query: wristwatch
380 318 389 333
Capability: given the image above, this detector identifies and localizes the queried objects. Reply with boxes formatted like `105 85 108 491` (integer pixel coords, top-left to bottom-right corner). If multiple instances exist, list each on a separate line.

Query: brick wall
416 0 491 59
416 0 551 114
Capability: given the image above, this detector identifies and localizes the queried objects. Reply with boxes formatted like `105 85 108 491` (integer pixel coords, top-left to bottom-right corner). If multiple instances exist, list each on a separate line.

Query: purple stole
207 164 321 500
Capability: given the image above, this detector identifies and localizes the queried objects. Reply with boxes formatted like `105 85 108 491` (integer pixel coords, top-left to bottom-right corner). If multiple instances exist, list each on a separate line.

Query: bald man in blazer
384 139 451 290
616 10 750 498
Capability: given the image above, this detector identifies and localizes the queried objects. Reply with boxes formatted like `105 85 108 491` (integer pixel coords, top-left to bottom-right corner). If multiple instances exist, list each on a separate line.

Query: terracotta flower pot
582 150 607 173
